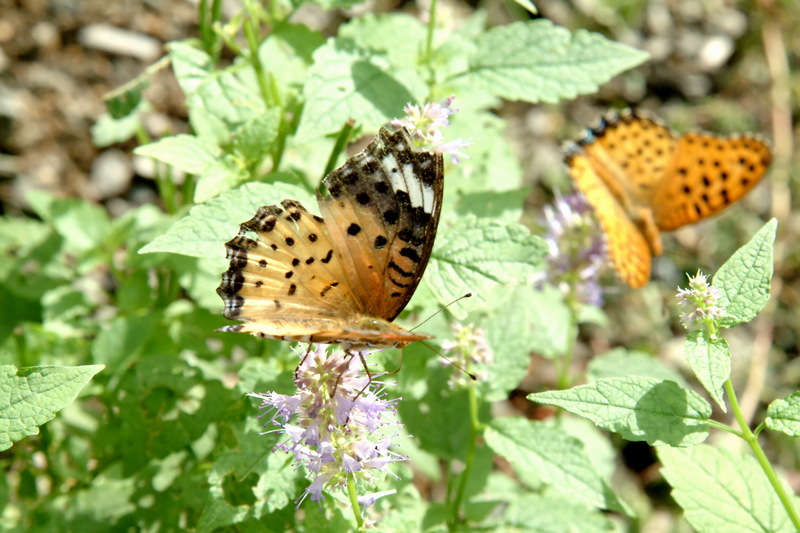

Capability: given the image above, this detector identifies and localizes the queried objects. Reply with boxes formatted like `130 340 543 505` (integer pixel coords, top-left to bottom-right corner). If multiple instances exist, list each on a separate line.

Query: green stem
323 121 356 178
346 475 364 530
243 14 277 109
424 0 438 63
725 379 800 529
448 384 480 530
555 308 578 390
706 418 741 436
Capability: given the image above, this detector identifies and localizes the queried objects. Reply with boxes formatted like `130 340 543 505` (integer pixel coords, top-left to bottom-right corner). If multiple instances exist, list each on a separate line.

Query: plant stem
346 475 364 530
424 0 438 64
449 384 480 530
555 308 578 390
725 379 800 529
323 120 356 178
243 15 274 109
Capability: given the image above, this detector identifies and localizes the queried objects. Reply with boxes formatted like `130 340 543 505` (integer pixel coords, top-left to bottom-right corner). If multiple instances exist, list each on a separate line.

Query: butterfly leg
294 343 316 382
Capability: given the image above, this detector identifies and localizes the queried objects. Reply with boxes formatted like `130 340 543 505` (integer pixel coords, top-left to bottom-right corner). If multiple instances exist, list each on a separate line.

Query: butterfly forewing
653 133 772 231
319 128 443 321
217 127 443 347
581 110 677 209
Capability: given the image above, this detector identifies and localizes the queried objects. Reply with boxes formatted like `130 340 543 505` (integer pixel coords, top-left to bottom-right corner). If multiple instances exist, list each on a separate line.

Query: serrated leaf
295 40 423 142
139 181 315 259
338 13 428 66
504 493 612 533
259 22 325 96
92 106 147 147
485 417 626 513
766 391 800 437
168 41 214 95
528 377 711 446
587 347 689 388
0 365 104 451
233 108 281 164
253 453 296 515
192 159 250 203
425 216 547 318
455 187 527 222
464 19 649 103
659 444 798 533
685 330 730 411
714 218 776 328
479 285 569 399
134 134 220 174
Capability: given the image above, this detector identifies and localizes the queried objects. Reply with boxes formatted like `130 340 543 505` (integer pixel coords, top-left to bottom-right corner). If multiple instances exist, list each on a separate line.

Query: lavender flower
440 323 493 387
390 95 472 162
248 346 406 506
676 271 726 330
534 192 606 307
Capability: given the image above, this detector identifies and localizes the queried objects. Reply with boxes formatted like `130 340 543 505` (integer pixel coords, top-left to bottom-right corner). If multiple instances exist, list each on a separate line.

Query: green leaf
455 187 528 223
659 444 798 533
766 391 800 437
0 365 104 451
485 417 626 513
714 218 776 328
464 19 649 103
338 13 428 66
684 330 730 411
168 41 214 95
233 108 281 164
587 347 689 388
258 22 325 97
134 134 220 175
295 40 423 142
528 377 711 446
479 285 569 400
504 493 613 533
192 159 250 203
92 105 148 147
524 285 573 359
425 216 547 318
139 181 315 258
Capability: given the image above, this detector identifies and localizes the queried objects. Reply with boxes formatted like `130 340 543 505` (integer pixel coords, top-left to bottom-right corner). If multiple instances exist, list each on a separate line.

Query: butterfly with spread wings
217 127 443 349
565 109 771 288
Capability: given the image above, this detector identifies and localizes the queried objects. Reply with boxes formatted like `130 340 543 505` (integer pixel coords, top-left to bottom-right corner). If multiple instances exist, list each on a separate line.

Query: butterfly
217 127 444 349
564 109 772 288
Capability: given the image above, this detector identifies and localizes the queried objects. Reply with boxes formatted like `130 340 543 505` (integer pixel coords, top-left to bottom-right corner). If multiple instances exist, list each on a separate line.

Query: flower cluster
440 322 493 387
676 271 726 330
534 192 606 307
249 346 406 506
390 95 472 162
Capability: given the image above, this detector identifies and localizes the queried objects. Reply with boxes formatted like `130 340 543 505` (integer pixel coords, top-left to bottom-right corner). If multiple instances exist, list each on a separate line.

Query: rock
90 149 133 199
698 35 734 71
77 24 161 61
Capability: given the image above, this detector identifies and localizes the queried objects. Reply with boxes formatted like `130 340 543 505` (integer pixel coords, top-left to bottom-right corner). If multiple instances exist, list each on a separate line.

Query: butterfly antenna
419 340 477 381
409 293 473 332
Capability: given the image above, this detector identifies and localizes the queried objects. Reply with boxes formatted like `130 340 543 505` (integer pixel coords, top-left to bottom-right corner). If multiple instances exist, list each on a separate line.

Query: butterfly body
565 109 771 288
217 128 443 349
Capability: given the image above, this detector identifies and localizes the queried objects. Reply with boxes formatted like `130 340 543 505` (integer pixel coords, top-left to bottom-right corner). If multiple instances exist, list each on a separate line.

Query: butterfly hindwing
566 145 652 288
319 128 444 321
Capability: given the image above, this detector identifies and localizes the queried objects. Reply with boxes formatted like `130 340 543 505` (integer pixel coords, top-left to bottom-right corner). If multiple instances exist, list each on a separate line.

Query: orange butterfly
217 128 443 348
565 109 772 288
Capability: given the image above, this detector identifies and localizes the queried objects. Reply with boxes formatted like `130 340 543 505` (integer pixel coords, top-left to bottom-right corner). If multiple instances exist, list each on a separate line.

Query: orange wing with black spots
566 109 771 288
216 128 444 348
